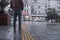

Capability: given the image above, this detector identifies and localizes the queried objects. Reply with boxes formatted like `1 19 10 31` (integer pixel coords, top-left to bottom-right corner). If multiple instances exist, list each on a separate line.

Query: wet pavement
0 25 13 40
22 21 60 40
0 21 60 40
0 21 22 40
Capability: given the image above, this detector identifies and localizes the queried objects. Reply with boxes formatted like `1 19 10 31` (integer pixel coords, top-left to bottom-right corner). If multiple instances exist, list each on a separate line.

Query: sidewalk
0 21 33 40
22 21 60 40
0 23 22 40
0 25 13 40
0 21 60 40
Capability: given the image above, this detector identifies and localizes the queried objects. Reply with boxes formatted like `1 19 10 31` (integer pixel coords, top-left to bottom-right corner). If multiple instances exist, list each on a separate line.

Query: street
0 0 60 40
0 21 60 40
22 21 60 40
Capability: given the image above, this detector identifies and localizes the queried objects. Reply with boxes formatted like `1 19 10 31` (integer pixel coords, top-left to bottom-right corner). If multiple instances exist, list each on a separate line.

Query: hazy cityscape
21 0 60 22
3 0 60 22
0 0 60 40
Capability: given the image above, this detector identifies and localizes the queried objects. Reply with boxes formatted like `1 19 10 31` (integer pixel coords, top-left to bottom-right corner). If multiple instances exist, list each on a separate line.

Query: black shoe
14 31 16 34
17 30 22 34
14 33 16 40
19 33 22 38
19 29 22 32
19 30 22 35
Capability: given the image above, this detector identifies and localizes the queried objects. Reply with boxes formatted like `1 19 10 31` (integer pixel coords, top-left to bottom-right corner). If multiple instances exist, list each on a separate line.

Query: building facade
22 0 60 21
45 0 60 16
30 0 46 21
22 0 31 21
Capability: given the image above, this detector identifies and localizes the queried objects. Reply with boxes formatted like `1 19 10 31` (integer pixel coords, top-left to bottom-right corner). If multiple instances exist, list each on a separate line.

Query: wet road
0 21 60 40
22 21 60 40
0 25 13 40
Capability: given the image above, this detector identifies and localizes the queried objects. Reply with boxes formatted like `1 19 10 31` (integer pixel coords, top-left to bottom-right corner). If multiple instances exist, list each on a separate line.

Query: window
57 0 60 1
24 4 26 7
39 11 41 14
32 11 37 14
34 0 36 1
25 10 26 12
48 0 50 1
58 7 60 9
25 0 27 3
45 6 47 8
27 4 28 7
59 0 60 1
48 5 50 7
38 6 40 8
57 3 60 5
35 11 37 13
27 10 28 12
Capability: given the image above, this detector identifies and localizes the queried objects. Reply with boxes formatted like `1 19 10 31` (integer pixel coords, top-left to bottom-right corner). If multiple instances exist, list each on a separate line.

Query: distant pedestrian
10 0 24 33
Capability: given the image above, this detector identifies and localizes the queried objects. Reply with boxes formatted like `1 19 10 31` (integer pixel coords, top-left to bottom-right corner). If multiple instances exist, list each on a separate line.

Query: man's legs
18 10 21 32
13 13 17 33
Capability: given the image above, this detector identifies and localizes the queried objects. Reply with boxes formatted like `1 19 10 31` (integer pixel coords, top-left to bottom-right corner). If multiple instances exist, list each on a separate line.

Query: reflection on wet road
22 21 60 40
0 21 60 40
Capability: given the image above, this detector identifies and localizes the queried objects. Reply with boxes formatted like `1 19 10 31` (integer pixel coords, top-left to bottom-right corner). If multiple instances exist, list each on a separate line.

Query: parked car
34 18 46 22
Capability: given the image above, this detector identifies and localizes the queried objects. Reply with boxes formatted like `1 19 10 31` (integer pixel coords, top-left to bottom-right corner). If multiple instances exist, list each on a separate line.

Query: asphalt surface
0 21 22 40
0 21 60 40
22 21 60 40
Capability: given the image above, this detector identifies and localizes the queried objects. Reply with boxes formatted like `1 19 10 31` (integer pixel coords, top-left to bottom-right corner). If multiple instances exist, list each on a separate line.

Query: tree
0 0 9 13
45 8 57 22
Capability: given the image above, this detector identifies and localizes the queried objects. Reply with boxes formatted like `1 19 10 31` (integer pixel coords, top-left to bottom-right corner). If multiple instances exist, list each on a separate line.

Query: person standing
10 0 24 33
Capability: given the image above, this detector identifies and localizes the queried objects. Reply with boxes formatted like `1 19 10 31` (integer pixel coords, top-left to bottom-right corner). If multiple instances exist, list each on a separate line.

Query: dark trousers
13 9 21 32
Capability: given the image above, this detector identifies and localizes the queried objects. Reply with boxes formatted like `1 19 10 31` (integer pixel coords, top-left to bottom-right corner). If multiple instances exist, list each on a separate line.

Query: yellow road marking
27 32 34 40
26 32 31 40
25 32 28 40
22 30 25 40
22 30 34 40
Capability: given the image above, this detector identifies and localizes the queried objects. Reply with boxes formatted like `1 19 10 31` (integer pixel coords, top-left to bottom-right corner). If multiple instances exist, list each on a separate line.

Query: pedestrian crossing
22 30 34 40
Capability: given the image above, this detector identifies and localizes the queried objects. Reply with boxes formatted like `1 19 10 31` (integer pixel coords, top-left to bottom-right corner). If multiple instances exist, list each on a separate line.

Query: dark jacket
10 0 24 10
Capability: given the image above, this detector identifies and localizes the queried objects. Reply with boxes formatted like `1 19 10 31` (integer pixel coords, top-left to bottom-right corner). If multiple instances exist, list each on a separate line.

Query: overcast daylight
0 0 60 40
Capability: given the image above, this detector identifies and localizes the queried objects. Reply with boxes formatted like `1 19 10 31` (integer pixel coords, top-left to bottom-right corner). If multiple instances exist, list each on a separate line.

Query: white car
34 18 46 22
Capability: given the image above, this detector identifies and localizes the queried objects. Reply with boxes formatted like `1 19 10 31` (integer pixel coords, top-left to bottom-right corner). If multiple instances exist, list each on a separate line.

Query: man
10 0 24 33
